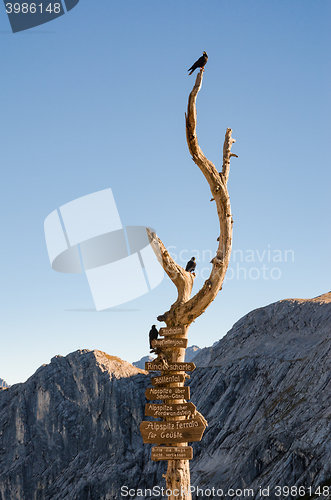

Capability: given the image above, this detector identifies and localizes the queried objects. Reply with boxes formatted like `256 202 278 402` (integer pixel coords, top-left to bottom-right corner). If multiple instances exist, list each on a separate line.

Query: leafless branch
149 69 236 326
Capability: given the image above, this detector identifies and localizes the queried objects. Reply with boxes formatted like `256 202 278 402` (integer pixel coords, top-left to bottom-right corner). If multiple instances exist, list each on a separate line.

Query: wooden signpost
141 325 207 466
138 70 234 499
151 446 193 461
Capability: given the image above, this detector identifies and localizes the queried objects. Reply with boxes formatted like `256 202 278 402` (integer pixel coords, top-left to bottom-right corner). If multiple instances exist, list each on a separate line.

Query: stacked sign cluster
140 326 207 461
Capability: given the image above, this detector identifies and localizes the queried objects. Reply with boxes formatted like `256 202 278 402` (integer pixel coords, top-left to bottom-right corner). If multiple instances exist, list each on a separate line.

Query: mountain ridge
194 291 331 367
0 291 331 499
189 291 331 496
0 349 158 500
132 345 201 369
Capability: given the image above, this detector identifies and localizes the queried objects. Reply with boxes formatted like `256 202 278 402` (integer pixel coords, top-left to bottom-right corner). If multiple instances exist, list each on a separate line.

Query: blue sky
1 0 330 385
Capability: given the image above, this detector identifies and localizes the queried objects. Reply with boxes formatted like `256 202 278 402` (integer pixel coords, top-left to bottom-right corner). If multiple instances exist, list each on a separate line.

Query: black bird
149 325 158 350
188 52 208 75
185 257 196 273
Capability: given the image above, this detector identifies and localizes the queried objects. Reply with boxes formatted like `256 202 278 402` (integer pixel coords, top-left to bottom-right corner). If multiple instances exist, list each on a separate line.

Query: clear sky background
1 0 330 385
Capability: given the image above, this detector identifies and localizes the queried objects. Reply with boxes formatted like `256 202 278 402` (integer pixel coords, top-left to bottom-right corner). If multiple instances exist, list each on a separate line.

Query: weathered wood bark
162 327 192 500
148 68 236 328
147 68 236 499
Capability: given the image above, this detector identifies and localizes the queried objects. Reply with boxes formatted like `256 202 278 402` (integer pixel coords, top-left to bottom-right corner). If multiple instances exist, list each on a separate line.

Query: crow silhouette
149 325 158 351
185 257 196 273
188 52 208 75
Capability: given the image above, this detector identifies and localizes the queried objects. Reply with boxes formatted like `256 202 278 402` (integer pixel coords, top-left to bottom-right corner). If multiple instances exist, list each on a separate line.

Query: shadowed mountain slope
0 351 160 500
0 293 331 499
189 292 331 498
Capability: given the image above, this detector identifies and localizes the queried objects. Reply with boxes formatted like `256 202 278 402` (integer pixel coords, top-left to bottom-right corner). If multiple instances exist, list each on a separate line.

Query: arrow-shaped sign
145 361 196 372
140 418 206 444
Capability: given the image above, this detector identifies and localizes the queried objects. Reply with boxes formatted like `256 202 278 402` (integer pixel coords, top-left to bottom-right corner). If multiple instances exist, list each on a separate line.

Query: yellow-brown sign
140 418 206 444
145 386 189 401
151 446 193 461
153 338 188 349
151 373 186 386
145 361 196 372
159 326 185 337
145 402 196 419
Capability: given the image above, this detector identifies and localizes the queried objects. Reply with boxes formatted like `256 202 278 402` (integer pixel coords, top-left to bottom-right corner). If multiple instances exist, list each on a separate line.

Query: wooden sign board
140 418 206 444
151 373 186 386
145 361 196 372
153 338 188 349
159 326 185 337
151 446 193 461
145 402 196 419
145 386 190 401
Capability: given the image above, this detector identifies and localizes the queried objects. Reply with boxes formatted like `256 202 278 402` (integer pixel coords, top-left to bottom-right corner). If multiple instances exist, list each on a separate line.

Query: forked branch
153 69 236 326
147 229 194 308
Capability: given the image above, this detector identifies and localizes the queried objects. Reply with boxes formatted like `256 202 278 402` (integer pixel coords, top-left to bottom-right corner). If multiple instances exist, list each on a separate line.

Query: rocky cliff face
0 351 161 500
184 345 201 362
189 292 331 498
1 292 331 500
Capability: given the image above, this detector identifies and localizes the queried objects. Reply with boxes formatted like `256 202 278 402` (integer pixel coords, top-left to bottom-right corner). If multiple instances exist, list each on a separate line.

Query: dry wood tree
147 68 236 499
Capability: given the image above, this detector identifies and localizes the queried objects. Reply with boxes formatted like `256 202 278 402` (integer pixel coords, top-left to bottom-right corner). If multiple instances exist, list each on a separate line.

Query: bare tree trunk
163 327 192 500
148 68 236 328
165 459 191 500
146 68 237 499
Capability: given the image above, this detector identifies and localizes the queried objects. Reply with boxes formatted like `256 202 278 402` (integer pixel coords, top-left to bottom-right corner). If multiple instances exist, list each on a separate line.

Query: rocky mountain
189 291 331 497
185 345 201 362
0 292 330 499
132 345 201 369
132 354 153 370
0 351 161 499
0 379 9 389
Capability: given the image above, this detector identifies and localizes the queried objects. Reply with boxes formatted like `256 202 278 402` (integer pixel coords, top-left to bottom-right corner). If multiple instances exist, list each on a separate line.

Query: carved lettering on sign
145 386 190 401
159 326 185 337
153 338 188 349
151 374 186 386
151 446 193 461
145 402 196 419
140 418 206 444
145 361 196 372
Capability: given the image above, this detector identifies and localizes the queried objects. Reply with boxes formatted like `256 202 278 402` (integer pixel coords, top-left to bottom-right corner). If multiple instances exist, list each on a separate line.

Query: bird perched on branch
149 325 158 351
188 51 208 75
185 257 196 273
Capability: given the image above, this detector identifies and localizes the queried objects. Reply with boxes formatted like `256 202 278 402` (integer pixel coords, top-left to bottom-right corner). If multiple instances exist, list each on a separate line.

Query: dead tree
147 68 236 499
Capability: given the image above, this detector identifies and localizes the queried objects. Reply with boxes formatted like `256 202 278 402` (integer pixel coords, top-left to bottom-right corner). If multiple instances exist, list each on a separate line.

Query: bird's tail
188 69 194 76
